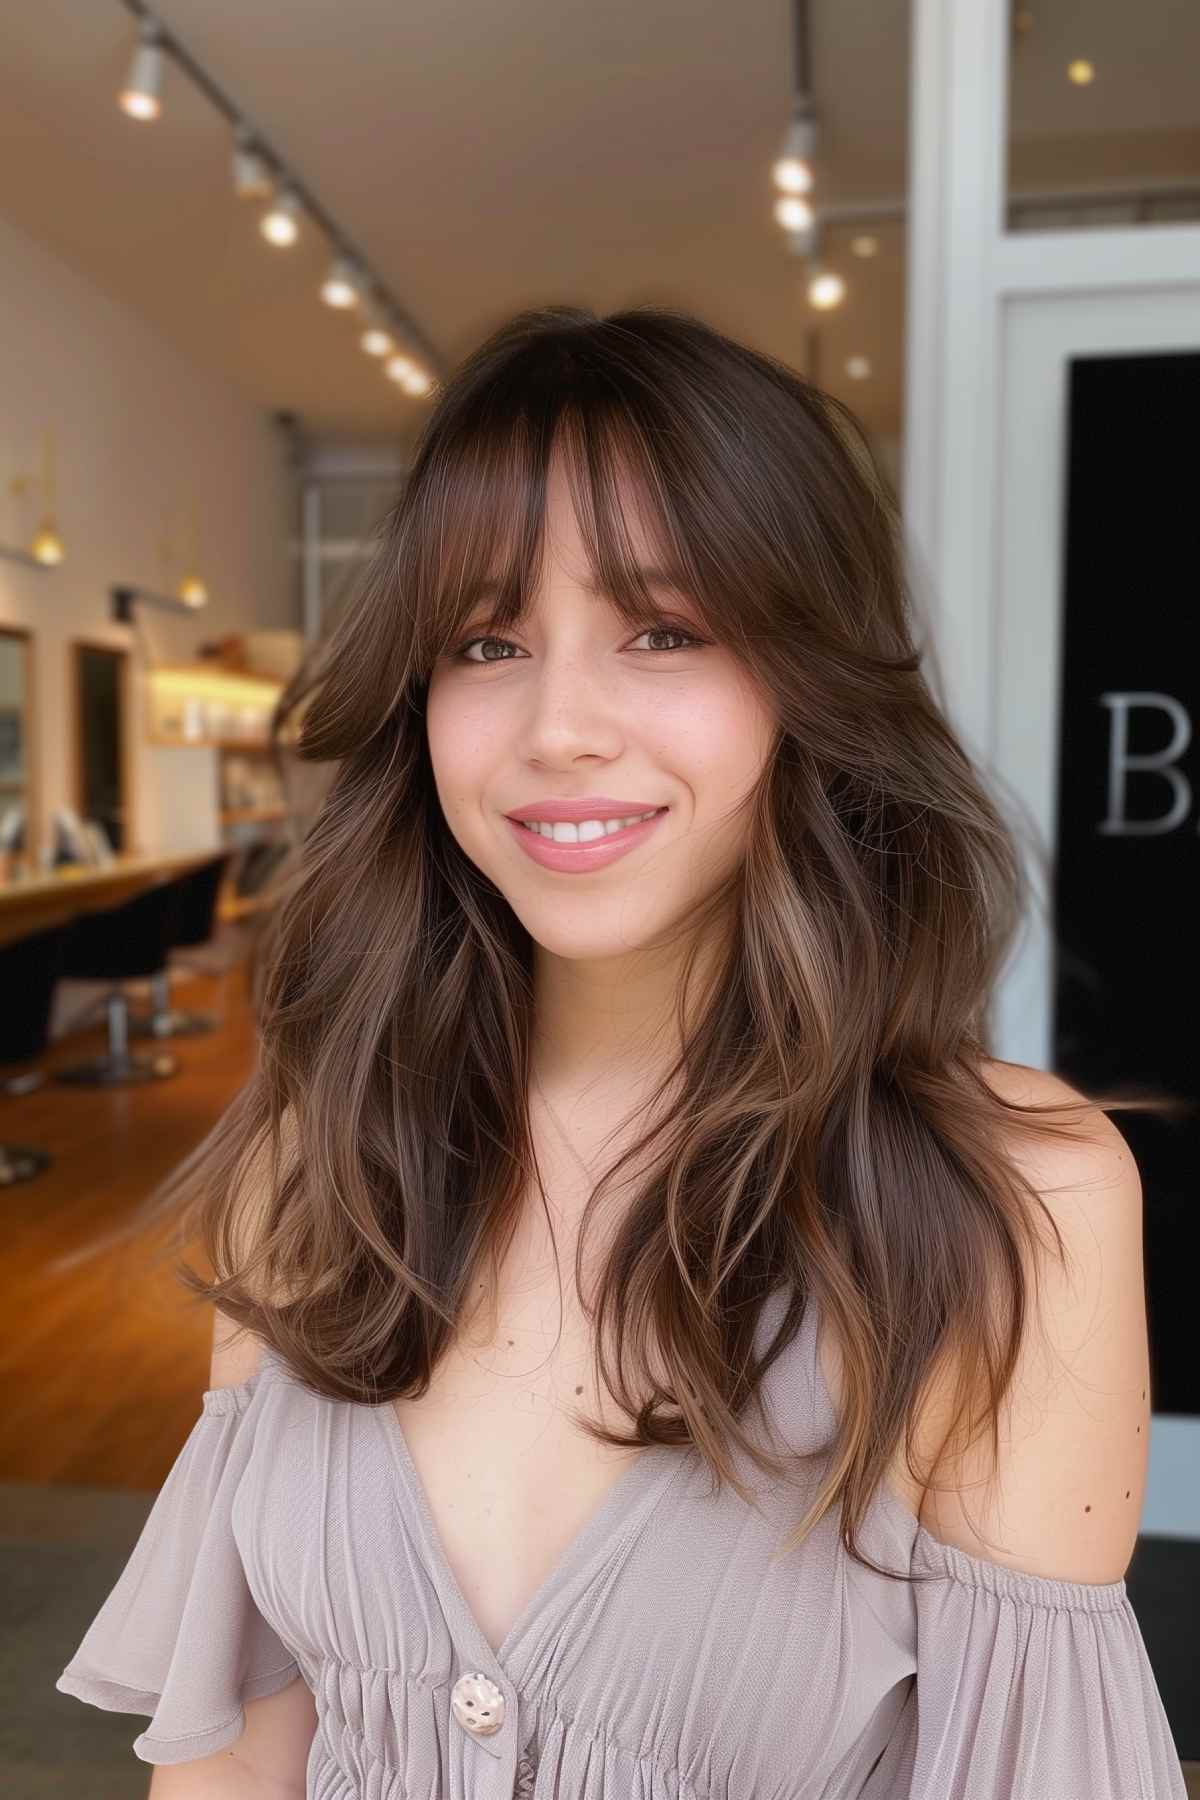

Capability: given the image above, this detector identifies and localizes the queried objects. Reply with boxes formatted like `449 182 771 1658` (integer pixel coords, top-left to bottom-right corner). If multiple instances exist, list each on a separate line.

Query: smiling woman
423 443 777 948
55 304 1187 1798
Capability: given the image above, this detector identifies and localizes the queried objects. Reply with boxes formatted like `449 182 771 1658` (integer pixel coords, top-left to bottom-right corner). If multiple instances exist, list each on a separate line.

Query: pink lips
506 806 668 873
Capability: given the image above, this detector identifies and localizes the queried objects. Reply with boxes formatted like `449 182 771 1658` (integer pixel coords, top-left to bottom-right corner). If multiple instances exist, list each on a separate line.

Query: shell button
450 1669 505 1736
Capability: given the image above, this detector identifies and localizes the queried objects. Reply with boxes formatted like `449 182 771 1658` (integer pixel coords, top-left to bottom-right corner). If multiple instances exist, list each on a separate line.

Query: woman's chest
239 1326 918 1800
387 1250 652 1659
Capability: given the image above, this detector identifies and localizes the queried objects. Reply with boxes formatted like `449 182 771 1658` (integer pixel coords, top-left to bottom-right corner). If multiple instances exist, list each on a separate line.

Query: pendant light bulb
119 22 165 121
260 185 302 247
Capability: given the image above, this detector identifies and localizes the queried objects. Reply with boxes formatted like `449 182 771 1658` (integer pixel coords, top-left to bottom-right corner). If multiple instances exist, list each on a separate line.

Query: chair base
0 1144 52 1185
129 1007 219 1038
1 1067 47 1097
55 1049 178 1085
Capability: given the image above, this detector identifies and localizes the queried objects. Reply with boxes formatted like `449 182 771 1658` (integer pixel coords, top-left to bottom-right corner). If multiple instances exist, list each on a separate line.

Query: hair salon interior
0 1 1197 1791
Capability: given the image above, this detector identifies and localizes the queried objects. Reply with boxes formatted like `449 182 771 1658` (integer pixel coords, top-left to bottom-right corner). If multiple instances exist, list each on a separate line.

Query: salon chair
129 852 233 1039
0 922 68 1183
54 882 179 1084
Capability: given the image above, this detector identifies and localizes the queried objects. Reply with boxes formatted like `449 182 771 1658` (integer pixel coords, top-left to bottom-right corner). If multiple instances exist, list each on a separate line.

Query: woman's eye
449 624 704 664
452 636 516 664
631 625 705 654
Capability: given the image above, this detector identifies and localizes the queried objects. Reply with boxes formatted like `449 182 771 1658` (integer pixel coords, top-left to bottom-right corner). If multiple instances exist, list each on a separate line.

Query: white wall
0 208 295 857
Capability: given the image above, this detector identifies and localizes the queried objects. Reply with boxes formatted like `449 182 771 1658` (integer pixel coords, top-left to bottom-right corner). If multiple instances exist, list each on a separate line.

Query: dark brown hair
64 304 1184 1584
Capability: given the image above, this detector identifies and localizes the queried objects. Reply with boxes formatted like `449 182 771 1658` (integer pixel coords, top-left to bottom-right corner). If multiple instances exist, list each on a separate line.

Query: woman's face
424 454 777 964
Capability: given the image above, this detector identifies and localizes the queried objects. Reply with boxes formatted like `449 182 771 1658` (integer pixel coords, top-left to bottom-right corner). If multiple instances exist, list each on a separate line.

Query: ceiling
0 0 1195 453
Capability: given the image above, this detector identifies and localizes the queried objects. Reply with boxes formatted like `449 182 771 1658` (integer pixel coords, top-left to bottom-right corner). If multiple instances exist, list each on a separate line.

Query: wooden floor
1 960 259 1491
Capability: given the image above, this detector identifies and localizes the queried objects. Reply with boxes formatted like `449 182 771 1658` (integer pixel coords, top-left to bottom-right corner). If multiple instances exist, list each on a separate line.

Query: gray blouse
56 1286 1186 1798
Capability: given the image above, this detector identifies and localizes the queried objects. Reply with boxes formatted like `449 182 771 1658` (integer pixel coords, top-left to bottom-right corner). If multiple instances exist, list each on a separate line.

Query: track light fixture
320 258 363 308
232 128 272 200
773 1 848 316
773 0 817 218
773 107 816 196
260 185 302 247
119 18 165 121
114 0 444 400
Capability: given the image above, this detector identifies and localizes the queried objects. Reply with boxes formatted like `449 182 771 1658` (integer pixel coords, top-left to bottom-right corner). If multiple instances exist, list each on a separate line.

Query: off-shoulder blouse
55 1285 1187 1798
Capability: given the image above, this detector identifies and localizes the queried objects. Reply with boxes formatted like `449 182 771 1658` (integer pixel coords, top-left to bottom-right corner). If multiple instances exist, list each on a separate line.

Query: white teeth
520 809 662 842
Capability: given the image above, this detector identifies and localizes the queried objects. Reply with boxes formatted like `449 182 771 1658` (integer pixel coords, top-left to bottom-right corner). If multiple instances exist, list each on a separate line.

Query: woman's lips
506 807 668 872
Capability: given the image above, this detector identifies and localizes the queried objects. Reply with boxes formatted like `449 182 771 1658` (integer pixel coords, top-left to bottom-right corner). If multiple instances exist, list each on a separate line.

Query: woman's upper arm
146 1672 317 1798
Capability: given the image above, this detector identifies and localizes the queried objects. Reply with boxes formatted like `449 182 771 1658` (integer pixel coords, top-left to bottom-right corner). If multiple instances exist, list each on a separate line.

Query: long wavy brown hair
63 303 1182 1583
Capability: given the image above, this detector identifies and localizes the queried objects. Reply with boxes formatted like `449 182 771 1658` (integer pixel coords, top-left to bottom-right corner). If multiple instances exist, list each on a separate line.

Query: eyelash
446 623 707 664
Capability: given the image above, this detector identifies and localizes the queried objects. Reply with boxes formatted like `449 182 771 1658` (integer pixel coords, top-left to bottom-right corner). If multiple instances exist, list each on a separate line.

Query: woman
56 306 1187 1797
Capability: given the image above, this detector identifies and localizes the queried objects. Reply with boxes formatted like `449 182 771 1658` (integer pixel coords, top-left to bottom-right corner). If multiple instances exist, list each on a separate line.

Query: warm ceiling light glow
845 355 871 380
850 234 879 257
772 156 814 195
177 575 209 607
1068 58 1095 84
119 27 164 120
30 520 65 565
774 194 814 232
260 186 302 246
321 258 362 308
361 324 395 357
385 354 433 395
808 269 846 309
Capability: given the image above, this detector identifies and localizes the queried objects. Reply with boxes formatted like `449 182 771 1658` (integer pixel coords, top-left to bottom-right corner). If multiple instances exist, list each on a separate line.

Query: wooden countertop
0 850 218 948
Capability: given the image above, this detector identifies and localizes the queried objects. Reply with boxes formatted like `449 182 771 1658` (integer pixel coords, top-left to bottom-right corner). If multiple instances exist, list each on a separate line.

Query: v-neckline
375 1397 685 1678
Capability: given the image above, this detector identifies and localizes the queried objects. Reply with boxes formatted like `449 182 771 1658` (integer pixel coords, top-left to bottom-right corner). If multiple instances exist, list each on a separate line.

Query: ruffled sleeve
893 1522 1188 1798
55 1374 302 1765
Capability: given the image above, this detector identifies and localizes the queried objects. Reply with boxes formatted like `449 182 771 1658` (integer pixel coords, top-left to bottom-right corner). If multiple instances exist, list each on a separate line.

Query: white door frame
904 0 1200 1543
903 0 1200 1072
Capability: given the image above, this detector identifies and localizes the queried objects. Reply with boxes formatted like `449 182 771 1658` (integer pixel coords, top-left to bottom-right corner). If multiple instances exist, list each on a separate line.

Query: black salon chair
54 883 179 1085
0 922 68 1183
130 852 233 1039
